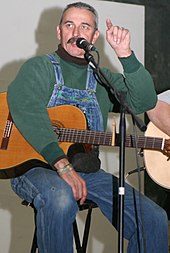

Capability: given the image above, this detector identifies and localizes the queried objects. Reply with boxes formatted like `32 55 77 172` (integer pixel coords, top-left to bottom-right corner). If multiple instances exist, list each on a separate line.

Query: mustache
67 36 79 44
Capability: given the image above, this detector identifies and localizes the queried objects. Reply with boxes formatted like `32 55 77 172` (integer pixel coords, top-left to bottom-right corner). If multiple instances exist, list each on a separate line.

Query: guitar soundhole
51 120 64 128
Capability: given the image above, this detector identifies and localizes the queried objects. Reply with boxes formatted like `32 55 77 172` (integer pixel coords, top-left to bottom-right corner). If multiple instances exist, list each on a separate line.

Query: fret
144 135 147 149
97 132 103 145
80 129 86 143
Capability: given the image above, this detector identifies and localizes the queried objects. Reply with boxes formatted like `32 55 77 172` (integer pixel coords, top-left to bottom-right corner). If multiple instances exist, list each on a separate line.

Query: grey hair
59 2 98 30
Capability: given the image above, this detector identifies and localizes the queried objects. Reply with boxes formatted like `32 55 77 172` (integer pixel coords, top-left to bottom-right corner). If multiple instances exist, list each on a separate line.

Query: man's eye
66 23 73 28
81 25 90 30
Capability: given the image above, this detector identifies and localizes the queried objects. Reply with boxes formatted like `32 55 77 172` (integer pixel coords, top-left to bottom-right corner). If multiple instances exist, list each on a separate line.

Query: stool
22 199 98 253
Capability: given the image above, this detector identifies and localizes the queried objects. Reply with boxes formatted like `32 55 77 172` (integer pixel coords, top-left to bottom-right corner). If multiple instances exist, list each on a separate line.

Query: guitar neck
55 127 165 150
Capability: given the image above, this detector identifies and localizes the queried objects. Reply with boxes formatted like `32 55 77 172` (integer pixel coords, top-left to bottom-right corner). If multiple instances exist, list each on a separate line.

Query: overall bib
47 54 104 132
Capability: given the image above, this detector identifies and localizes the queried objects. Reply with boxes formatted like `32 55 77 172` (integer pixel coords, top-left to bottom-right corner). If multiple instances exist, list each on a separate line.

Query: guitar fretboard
54 127 164 150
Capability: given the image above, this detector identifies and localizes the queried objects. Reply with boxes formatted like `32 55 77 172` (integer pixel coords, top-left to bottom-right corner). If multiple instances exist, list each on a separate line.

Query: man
7 2 168 253
147 89 170 136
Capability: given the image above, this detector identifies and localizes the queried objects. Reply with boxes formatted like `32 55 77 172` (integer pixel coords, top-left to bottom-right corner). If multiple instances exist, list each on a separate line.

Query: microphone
76 38 97 52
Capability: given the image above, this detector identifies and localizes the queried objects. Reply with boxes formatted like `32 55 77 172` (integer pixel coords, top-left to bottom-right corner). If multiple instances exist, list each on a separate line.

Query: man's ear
56 25 61 41
92 30 100 44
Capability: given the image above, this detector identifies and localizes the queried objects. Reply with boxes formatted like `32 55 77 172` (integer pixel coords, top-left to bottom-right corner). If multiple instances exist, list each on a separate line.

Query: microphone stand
84 52 146 253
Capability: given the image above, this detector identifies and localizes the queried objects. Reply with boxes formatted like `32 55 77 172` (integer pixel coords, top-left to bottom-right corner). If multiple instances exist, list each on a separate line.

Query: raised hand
106 18 132 58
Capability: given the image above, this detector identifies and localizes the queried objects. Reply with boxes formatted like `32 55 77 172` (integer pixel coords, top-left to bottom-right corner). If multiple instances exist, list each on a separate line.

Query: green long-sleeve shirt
7 51 157 166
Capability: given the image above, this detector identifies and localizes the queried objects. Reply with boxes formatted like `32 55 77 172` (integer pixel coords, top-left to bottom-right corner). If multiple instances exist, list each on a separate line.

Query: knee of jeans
34 185 77 214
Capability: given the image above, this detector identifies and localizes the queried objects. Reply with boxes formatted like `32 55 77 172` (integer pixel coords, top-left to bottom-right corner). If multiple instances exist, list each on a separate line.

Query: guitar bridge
0 113 13 150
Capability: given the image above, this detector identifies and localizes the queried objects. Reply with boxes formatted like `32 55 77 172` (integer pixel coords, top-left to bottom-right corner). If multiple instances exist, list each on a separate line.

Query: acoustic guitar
144 122 170 189
0 92 170 189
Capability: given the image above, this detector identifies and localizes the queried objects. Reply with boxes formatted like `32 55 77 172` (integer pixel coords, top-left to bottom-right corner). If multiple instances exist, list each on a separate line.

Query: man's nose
73 26 80 37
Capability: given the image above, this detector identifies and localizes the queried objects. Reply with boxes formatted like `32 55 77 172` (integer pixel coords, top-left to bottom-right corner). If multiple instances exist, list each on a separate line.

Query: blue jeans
11 168 168 253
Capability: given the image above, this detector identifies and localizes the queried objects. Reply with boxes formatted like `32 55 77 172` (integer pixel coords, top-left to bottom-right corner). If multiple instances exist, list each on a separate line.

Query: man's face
57 7 100 58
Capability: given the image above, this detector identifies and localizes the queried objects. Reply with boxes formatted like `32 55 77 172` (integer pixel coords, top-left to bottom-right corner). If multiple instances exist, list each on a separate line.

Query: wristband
57 163 73 176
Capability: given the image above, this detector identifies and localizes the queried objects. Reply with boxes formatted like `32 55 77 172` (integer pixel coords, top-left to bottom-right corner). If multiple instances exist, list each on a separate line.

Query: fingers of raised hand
112 26 129 44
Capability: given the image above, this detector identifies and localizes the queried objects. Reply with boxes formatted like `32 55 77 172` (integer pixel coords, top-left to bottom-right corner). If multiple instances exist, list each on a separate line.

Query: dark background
103 0 170 217
105 0 170 93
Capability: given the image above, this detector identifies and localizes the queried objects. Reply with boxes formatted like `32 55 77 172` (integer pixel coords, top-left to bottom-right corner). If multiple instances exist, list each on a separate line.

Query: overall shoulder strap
47 54 63 86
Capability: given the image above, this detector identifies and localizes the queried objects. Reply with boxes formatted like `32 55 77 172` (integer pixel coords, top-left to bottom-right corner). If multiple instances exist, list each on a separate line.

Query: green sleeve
7 55 65 165
102 52 157 114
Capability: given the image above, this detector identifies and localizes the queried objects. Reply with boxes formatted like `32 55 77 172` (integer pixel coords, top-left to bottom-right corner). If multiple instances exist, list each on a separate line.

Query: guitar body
144 122 170 189
0 92 87 178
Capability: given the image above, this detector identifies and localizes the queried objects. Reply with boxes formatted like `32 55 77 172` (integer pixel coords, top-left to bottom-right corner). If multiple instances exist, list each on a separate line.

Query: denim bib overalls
47 54 104 132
